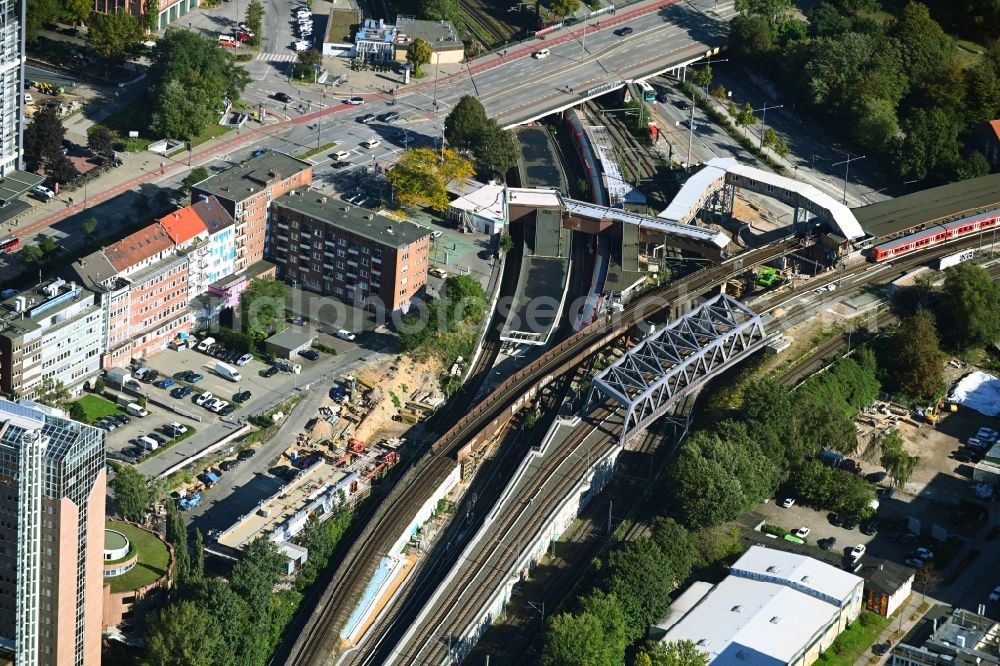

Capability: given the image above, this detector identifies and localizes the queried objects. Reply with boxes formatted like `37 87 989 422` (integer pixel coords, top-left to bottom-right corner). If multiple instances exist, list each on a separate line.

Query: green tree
444 95 489 151
578 590 629 664
690 65 713 89
25 0 61 43
182 166 209 191
880 429 919 487
151 78 216 142
20 244 43 266
166 501 190 585
39 235 58 256
727 14 775 64
64 0 94 25
33 377 71 410
23 107 65 170
187 578 250 666
735 0 792 23
293 47 323 80
48 155 78 185
550 0 580 18
895 105 962 183
109 466 152 522
239 276 290 339
939 262 1000 349
476 120 519 178
149 30 251 140
82 217 99 240
606 538 676 639
420 0 461 24
191 529 205 582
500 231 513 253
965 61 1000 125
406 38 433 77
245 0 264 47
542 611 609 666
649 517 696 582
145 601 221 666
808 2 851 36
68 401 86 422
852 97 901 155
636 639 711 666
387 147 475 211
735 102 756 135
229 537 284 612
145 0 159 31
87 125 115 156
883 310 942 398
88 10 144 60
892 2 952 86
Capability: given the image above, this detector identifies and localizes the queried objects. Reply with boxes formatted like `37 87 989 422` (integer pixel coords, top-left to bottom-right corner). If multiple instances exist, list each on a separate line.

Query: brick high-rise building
0 399 105 666
191 150 312 274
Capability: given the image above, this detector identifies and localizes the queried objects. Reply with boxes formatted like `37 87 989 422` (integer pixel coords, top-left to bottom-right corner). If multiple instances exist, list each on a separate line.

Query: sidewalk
854 595 930 666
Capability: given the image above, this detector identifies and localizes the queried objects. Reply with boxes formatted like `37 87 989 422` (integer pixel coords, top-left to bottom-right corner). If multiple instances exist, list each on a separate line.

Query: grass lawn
92 98 235 152
75 394 120 423
815 612 890 666
298 141 337 160
105 520 171 593
955 39 986 68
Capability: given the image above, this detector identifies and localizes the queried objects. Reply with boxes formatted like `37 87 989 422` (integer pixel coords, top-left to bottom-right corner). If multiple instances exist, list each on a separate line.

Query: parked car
873 642 891 656
781 498 795 508
187 373 204 383
233 390 252 404
794 527 810 539
219 404 236 417
32 185 55 200
298 349 320 361
171 386 193 399
148 433 167 446
345 96 365 105
843 515 859 530
237 449 256 461
220 459 241 472
261 366 279 378
210 400 229 414
829 512 846 527
195 392 214 406
155 378 175 389
377 111 400 122
905 557 925 569
293 40 311 51
236 353 253 366
361 138 380 149
850 544 866 560
163 422 189 437
112 414 131 426
861 520 879 536
818 537 837 551
335 329 356 341
865 471 888 483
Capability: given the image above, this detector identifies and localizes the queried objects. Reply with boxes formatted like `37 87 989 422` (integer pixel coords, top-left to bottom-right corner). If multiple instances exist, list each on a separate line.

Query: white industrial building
653 545 864 666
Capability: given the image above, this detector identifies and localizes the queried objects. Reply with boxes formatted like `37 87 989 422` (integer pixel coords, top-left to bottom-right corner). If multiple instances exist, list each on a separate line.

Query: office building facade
0 399 105 666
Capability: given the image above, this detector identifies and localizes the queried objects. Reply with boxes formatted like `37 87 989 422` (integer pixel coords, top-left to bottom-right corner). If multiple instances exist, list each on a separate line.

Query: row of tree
729 0 1000 185
444 96 520 179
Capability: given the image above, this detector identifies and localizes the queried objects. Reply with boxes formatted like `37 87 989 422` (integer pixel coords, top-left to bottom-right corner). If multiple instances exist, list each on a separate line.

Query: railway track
283 240 798 665
393 406 617 666
461 0 506 50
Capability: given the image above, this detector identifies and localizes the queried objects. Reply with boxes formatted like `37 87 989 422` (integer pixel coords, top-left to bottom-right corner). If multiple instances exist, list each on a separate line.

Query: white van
138 436 158 451
196 337 216 352
126 403 148 417
216 362 242 382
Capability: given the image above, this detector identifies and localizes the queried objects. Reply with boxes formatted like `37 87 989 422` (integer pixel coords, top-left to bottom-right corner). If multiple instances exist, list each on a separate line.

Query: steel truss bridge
586 294 768 444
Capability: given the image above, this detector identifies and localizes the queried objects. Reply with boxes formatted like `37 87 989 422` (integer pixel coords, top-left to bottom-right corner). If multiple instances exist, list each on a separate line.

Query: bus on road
636 80 656 102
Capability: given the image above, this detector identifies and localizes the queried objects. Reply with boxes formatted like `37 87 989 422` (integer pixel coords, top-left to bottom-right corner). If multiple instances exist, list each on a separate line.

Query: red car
236 31 252 42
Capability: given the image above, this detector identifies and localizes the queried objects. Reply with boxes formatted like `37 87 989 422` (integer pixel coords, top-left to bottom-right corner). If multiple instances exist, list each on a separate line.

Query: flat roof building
191 150 313 274
0 280 104 400
269 192 431 313
0 399 106 666
657 545 864 666
892 606 1000 666
393 17 463 64
264 327 316 359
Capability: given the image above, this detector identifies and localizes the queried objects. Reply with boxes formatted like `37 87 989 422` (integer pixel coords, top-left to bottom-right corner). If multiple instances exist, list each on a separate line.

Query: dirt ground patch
350 355 443 444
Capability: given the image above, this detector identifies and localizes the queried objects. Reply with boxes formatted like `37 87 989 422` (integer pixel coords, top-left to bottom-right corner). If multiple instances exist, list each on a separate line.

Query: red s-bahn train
869 211 1000 262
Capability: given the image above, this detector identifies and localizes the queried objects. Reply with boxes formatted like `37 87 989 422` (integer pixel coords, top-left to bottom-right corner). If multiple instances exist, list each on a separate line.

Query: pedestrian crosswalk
256 52 298 62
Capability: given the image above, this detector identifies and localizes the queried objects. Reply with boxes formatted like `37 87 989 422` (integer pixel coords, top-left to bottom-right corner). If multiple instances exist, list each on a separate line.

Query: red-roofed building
972 120 1000 169
73 222 191 367
159 205 213 298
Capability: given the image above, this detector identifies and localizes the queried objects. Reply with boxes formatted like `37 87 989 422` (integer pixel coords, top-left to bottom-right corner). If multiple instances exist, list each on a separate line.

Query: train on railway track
869 211 1000 262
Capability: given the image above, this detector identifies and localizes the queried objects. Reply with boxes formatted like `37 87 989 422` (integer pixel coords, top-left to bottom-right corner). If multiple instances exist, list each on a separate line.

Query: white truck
216 361 242 382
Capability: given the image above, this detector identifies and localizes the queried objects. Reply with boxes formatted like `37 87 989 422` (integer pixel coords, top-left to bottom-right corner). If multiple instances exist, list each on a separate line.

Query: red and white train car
869 210 1000 262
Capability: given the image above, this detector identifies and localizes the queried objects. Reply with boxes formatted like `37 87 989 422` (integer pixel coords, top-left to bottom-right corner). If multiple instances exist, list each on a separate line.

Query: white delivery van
196 337 216 352
138 436 159 451
126 403 148 417
216 362 242 382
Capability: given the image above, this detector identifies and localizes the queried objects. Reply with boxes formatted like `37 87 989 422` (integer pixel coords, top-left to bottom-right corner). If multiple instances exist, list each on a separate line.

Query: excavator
925 398 957 425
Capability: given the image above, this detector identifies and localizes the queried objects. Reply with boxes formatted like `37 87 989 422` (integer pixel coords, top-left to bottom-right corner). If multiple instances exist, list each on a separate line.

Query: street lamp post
751 101 783 150
832 154 866 204
682 56 727 172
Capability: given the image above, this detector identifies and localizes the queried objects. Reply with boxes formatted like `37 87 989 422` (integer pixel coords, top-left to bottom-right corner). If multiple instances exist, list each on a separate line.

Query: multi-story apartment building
0 398 105 666
0 280 104 400
158 204 210 300
191 150 312 274
72 224 190 368
0 0 24 178
93 0 199 31
269 192 430 313
191 195 237 288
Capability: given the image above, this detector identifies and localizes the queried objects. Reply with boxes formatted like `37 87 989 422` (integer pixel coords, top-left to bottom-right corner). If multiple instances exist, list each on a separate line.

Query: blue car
170 386 193 399
155 378 175 389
